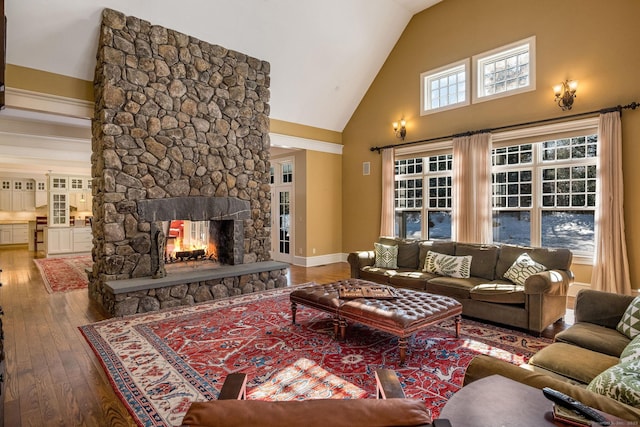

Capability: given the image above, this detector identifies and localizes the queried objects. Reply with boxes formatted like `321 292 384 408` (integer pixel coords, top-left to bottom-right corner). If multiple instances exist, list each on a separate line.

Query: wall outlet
312 248 316 254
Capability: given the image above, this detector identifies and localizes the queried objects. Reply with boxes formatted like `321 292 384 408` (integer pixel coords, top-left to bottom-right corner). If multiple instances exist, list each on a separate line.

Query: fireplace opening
141 197 249 279
164 220 216 264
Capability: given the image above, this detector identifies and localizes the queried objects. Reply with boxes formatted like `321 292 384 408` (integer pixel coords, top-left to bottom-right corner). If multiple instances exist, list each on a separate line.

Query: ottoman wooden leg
291 301 297 324
398 337 407 364
454 314 461 337
333 317 339 339
339 318 347 340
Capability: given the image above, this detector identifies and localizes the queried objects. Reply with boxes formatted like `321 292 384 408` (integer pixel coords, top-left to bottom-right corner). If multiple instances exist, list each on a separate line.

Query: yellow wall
342 0 640 289
271 149 341 259
306 150 342 257
7 64 94 101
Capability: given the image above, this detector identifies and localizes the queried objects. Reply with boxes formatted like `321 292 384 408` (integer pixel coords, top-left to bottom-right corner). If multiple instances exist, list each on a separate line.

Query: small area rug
34 255 93 293
80 286 551 427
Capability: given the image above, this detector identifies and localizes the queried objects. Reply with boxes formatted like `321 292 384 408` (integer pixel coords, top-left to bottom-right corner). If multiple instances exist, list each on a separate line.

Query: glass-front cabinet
50 193 69 227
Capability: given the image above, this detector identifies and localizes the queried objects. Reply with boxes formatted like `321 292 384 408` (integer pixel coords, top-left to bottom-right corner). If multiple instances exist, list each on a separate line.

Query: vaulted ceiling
1 0 442 175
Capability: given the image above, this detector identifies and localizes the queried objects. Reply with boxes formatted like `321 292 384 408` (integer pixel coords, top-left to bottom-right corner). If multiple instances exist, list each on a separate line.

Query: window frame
491 118 598 264
473 36 536 104
420 58 470 116
394 143 454 240
391 119 598 264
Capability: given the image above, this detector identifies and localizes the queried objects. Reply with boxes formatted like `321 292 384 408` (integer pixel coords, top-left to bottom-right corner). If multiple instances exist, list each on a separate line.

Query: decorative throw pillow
617 296 640 339
423 251 472 279
503 253 547 286
620 334 640 364
374 242 398 269
587 359 640 407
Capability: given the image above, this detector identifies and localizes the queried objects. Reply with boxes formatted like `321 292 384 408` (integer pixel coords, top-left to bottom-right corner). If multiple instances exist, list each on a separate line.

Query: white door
270 159 294 263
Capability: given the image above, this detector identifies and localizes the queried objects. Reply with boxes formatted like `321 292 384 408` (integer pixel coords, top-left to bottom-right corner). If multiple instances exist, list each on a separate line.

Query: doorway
270 158 294 263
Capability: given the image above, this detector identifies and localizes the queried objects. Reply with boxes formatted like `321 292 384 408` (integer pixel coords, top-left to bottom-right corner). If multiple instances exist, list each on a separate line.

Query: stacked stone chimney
89 8 274 311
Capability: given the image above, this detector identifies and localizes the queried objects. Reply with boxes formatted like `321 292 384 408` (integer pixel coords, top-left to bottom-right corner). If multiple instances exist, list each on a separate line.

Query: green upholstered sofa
463 289 640 422
347 237 573 334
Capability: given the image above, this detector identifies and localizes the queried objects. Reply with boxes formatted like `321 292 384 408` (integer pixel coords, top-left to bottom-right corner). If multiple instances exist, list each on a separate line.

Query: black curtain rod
370 101 640 153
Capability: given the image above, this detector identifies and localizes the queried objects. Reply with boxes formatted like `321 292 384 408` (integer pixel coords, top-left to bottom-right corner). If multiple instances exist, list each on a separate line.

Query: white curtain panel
380 147 395 237
452 132 493 244
591 111 632 294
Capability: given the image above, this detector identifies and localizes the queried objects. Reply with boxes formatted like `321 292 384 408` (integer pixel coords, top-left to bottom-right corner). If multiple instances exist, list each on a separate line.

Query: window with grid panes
420 59 469 115
474 36 535 103
394 155 452 239
282 162 293 183
492 134 597 255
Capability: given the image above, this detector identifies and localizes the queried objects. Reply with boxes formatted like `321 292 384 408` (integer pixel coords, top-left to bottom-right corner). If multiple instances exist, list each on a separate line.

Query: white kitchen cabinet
0 179 36 211
49 193 70 227
0 223 29 245
35 179 47 207
45 227 92 256
0 226 11 244
72 227 93 252
45 227 74 255
12 224 28 244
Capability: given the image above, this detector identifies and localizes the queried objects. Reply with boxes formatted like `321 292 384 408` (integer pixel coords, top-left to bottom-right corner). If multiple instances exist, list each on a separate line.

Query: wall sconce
392 118 406 140
553 80 578 111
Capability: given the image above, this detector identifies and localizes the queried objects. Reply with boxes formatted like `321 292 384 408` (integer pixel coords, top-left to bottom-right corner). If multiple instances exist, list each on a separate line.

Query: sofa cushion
418 241 456 271
529 342 620 384
455 244 499 280
470 282 525 304
426 276 484 300
620 334 640 364
359 266 392 284
387 270 435 291
423 251 472 278
374 243 398 269
377 237 420 268
495 244 571 279
587 359 640 408
616 296 640 339
554 322 630 357
503 253 547 286
396 240 419 269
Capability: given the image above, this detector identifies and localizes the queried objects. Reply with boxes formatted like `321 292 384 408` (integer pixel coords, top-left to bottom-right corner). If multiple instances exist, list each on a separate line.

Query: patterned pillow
374 242 398 269
620 334 640 364
587 359 640 407
423 251 472 279
503 253 547 286
617 296 640 339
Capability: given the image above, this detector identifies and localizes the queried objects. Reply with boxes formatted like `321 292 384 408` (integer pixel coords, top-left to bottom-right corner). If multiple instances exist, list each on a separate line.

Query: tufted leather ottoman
290 279 462 364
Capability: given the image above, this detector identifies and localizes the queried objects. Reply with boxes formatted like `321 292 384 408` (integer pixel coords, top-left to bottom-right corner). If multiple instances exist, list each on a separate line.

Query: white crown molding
5 87 94 120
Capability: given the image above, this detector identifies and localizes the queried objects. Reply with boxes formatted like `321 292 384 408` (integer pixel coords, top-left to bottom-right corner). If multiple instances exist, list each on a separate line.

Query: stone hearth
89 9 287 316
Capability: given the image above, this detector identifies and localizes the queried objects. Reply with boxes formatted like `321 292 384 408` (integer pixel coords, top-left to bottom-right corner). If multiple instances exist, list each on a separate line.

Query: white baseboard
292 253 347 267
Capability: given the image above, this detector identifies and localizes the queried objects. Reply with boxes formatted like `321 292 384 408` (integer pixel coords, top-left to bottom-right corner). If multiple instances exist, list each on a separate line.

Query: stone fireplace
89 9 287 316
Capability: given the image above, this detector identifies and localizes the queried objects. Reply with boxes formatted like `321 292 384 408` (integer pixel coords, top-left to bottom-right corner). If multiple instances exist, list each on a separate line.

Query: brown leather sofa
463 289 640 422
347 237 573 334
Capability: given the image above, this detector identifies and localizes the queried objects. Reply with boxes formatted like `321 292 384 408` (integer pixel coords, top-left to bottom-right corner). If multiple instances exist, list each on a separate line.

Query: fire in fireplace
164 220 216 263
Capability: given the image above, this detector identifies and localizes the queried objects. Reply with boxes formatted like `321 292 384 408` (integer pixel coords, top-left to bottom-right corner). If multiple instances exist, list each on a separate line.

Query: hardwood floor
0 246 353 426
0 246 572 426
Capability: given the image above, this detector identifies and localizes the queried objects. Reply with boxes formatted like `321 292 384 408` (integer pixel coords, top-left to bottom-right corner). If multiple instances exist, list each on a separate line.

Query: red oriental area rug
80 286 551 427
34 255 93 293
